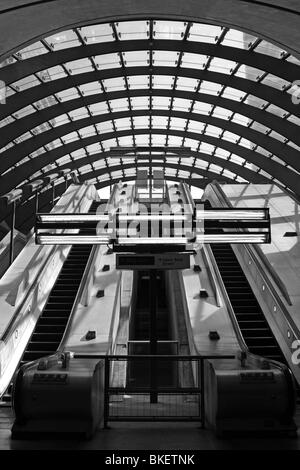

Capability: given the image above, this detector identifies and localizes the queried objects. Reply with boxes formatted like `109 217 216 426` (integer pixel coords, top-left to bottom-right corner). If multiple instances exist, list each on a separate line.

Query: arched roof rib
1 67 297 120
1 109 298 172
0 128 297 197
1 89 298 147
40 151 268 185
0 40 298 85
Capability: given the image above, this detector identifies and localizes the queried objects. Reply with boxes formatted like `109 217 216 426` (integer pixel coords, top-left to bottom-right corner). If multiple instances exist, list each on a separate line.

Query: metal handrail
201 245 222 308
57 244 99 352
203 243 249 353
59 188 118 351
181 182 195 211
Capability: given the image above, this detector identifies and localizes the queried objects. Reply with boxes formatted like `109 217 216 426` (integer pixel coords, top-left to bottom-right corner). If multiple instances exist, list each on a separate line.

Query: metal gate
102 354 234 427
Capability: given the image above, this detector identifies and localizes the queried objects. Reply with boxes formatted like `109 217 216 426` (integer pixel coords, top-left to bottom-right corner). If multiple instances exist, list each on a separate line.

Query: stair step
26 341 60 351
38 317 68 325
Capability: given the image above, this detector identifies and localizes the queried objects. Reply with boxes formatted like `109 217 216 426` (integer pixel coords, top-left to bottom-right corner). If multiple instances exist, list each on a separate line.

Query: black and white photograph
0 0 299 457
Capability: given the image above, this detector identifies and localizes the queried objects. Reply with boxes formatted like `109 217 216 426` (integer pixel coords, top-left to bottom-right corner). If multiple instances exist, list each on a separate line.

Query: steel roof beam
2 88 298 148
0 39 297 85
0 128 298 197
0 66 297 120
40 150 267 184
0 108 298 173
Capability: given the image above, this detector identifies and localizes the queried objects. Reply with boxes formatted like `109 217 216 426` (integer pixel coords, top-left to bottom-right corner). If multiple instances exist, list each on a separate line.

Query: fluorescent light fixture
196 234 269 243
196 210 268 220
36 235 110 244
37 214 109 223
116 237 193 245
117 214 190 222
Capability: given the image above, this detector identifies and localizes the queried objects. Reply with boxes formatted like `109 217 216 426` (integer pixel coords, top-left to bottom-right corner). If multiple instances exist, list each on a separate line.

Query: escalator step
22 351 56 361
37 317 68 325
26 342 60 351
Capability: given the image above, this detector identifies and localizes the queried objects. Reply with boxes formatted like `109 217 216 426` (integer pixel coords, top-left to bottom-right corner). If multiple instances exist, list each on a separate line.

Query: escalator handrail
181 182 195 213
57 243 99 352
58 187 118 352
200 246 222 308
202 243 249 353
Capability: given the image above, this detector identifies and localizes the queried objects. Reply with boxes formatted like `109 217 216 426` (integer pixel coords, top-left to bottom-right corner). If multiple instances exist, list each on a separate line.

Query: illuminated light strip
37 210 268 224
196 210 268 220
36 235 110 244
117 214 190 221
196 234 269 243
116 237 194 245
37 214 110 223
36 233 269 245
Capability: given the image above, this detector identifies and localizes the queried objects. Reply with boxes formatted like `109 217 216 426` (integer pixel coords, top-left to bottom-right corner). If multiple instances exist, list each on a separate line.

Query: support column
9 200 16 266
149 269 157 403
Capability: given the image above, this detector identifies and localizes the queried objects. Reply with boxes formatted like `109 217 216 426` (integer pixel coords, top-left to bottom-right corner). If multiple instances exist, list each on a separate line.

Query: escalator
204 199 286 363
1 200 99 404
128 270 176 388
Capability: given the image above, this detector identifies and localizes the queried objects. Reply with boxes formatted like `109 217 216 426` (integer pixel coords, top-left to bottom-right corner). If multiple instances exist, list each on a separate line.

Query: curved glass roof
0 19 299 203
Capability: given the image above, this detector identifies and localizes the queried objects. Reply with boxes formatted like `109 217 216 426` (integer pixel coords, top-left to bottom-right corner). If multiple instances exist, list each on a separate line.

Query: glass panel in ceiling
66 58 94 75
235 65 264 81
69 107 89 120
208 57 237 74
115 20 149 40
199 81 223 95
89 102 109 115
94 53 121 69
188 23 222 43
172 98 192 112
254 40 286 59
102 77 126 91
152 75 175 89
79 24 114 44
221 87 246 101
130 96 150 109
78 81 103 96
16 41 49 60
153 21 187 40
109 98 129 111
44 30 81 50
222 29 256 50
181 53 207 69
127 75 149 89
152 51 179 67
11 75 40 91
122 51 149 67
86 142 102 154
152 96 171 109
56 88 80 102
177 77 200 93
133 116 150 128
